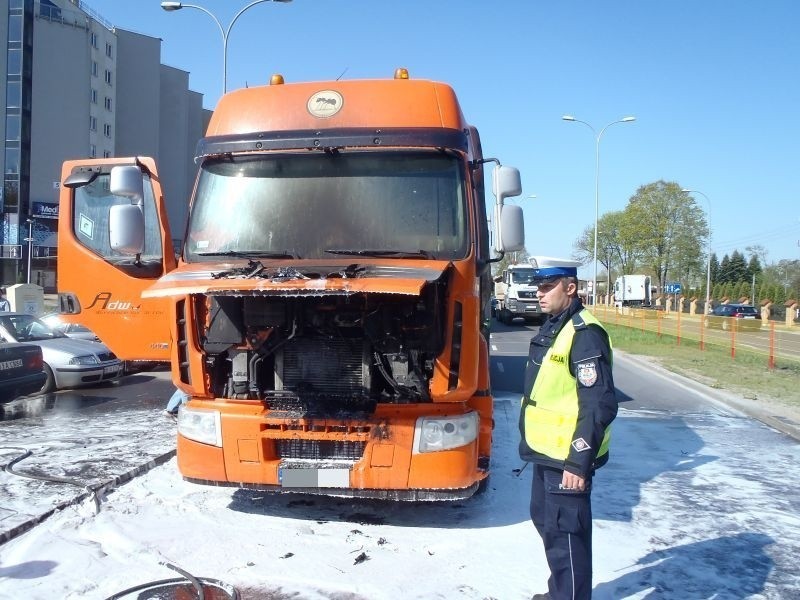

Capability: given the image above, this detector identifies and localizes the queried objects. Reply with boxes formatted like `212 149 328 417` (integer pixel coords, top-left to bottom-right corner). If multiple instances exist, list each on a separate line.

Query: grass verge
604 323 800 412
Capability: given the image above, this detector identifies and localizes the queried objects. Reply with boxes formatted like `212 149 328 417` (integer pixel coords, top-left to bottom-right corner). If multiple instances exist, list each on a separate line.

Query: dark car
0 343 47 402
706 303 762 331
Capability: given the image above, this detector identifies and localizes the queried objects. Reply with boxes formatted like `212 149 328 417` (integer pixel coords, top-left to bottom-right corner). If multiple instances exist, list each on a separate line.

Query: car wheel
40 363 56 394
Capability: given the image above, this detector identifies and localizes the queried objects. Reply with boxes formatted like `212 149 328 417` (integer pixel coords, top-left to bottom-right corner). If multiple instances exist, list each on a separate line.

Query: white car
0 313 123 393
40 313 101 342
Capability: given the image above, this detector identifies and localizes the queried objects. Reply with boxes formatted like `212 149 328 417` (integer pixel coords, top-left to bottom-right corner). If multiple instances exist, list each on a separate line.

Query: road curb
616 350 800 442
1 448 176 547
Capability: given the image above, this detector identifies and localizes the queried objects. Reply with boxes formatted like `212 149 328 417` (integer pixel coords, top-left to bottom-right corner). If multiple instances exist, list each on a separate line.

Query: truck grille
277 439 366 461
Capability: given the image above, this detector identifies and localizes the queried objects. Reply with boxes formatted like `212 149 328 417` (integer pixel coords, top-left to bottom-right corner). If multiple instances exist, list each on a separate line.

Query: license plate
103 365 120 375
279 467 350 488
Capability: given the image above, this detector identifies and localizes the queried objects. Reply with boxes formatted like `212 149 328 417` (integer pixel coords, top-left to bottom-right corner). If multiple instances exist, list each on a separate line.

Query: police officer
519 258 618 600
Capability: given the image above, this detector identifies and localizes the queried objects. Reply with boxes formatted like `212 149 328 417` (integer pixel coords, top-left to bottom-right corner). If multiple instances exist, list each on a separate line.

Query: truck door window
185 151 468 262
71 171 164 277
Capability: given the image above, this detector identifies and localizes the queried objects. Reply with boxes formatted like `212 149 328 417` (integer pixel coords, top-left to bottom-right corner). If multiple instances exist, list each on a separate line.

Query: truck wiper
325 249 434 259
196 250 299 259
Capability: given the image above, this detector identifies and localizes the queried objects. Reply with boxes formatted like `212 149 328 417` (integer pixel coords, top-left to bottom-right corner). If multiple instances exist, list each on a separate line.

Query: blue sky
84 0 800 275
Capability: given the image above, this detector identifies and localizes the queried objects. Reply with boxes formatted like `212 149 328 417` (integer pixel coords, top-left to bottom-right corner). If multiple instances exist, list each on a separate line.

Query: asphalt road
2 337 800 597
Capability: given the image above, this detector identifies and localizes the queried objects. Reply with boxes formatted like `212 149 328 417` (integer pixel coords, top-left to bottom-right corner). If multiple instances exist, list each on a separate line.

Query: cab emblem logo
307 90 343 118
86 292 141 311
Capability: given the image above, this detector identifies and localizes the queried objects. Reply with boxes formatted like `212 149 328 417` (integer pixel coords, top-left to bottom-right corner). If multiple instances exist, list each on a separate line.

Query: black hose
103 562 240 600
1 447 101 513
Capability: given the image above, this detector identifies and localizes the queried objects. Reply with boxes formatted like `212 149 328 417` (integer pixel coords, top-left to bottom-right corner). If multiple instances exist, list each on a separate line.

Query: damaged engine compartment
196 282 446 415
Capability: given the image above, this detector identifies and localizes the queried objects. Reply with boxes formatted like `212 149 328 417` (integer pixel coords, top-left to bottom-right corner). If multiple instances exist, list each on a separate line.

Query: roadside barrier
590 305 800 371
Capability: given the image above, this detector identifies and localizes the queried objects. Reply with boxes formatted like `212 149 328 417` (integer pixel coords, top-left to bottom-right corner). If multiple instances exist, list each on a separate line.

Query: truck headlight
177 407 222 447
413 412 478 454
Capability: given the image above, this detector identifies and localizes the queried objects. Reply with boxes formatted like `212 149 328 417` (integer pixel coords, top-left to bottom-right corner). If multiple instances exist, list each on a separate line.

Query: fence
590 305 800 370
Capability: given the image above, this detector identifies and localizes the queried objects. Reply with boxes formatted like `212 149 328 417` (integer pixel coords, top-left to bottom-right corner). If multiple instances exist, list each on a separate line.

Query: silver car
0 313 123 393
40 313 101 342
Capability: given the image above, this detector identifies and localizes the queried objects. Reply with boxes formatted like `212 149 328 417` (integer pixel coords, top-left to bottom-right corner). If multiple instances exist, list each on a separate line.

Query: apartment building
1 0 209 290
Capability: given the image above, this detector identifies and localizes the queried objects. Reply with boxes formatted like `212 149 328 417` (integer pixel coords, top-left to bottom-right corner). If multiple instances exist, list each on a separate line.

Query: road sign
665 282 682 294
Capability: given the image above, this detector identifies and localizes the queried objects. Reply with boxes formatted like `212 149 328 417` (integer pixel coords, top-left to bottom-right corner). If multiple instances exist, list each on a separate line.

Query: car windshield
510 270 537 284
0 314 66 342
184 151 468 262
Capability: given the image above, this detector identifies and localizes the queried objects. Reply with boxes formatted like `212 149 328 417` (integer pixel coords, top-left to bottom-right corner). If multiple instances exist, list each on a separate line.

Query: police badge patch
572 437 591 452
577 361 598 387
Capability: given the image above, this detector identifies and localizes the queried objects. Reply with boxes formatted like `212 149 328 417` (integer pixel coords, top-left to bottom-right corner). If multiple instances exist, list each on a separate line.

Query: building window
104 69 112 86
103 150 111 158
103 124 111 137
92 61 98 77
106 43 113 58
104 97 112 111
90 32 98 49
91 89 98 104
6 82 21 108
90 144 97 158
89 116 97 131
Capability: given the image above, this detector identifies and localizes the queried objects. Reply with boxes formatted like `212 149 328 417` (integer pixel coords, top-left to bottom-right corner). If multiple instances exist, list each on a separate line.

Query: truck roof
206 76 469 137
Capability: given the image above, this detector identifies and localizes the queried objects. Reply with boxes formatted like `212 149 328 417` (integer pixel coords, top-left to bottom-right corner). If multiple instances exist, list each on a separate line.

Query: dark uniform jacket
519 297 618 477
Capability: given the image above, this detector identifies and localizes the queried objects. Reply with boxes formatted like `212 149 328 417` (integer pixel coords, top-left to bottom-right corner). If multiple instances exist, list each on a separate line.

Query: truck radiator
276 336 370 399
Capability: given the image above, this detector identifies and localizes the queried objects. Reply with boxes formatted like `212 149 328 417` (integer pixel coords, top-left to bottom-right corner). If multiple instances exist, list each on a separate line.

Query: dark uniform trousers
531 463 593 600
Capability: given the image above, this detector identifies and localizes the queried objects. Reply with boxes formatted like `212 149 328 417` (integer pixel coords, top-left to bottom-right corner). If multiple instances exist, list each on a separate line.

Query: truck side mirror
491 166 525 254
109 166 146 255
110 204 145 255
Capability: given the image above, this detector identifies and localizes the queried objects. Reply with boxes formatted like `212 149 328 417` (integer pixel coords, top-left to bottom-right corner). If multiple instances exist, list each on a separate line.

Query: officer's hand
561 471 586 492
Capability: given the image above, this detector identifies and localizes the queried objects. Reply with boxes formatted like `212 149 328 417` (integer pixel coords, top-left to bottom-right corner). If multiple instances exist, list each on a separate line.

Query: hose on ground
103 562 240 600
1 447 101 514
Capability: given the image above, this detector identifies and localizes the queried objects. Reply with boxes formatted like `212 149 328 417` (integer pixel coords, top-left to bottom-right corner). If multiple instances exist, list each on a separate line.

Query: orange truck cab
57 70 524 500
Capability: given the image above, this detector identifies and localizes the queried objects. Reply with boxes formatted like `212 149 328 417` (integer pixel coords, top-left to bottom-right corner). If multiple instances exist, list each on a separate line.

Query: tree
571 210 645 277
624 181 708 290
727 250 748 283
719 254 732 283
746 254 763 282
709 252 720 284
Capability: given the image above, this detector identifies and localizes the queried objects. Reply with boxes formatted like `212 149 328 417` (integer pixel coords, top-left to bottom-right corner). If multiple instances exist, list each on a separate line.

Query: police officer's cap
528 256 581 283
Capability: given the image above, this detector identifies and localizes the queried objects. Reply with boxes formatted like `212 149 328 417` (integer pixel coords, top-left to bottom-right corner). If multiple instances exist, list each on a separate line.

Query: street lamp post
682 188 712 316
161 0 292 95
562 115 636 306
24 218 34 284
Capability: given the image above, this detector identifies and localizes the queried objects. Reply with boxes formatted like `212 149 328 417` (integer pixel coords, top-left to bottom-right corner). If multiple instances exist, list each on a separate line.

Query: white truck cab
494 264 544 325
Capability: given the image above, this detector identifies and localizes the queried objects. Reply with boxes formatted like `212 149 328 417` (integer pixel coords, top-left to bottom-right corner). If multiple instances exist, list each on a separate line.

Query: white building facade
1 0 208 290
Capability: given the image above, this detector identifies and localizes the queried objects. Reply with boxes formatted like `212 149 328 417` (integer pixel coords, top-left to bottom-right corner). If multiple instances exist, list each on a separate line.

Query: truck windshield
184 151 468 262
510 270 537 284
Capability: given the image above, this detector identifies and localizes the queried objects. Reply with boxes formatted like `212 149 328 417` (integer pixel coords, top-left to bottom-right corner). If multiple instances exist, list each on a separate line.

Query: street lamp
161 0 292 94
682 189 712 315
562 115 636 306
24 218 34 284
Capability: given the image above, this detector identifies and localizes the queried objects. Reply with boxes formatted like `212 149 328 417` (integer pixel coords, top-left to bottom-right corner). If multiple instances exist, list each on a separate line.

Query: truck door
57 158 177 361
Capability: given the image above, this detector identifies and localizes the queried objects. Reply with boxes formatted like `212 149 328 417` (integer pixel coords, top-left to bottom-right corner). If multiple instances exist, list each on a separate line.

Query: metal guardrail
590 305 800 369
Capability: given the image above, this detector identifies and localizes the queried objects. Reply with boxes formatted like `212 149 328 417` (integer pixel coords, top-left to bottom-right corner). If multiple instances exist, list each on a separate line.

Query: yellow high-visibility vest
522 311 612 460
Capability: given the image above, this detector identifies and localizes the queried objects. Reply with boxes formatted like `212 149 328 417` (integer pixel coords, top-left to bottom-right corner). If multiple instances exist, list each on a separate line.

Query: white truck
493 264 545 325
614 274 653 307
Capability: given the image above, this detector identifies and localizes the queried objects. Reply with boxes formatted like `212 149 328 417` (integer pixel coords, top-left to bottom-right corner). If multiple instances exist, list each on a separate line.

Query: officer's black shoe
531 594 551 600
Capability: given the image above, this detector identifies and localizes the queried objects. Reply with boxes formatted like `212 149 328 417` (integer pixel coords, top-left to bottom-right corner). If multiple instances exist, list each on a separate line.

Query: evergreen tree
709 252 720 285
719 254 731 283
728 250 748 283
746 254 763 281
713 283 723 300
